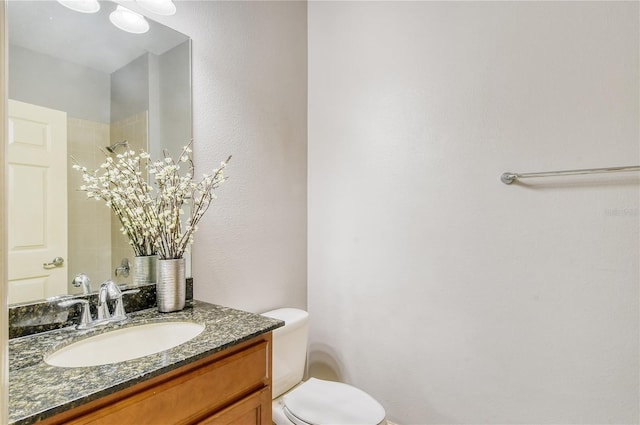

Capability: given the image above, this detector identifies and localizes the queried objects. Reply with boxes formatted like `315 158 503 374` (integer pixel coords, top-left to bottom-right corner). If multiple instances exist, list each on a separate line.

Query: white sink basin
45 321 205 368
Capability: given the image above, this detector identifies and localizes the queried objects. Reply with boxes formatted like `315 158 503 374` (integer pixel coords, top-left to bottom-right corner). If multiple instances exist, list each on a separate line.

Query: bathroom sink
45 321 205 368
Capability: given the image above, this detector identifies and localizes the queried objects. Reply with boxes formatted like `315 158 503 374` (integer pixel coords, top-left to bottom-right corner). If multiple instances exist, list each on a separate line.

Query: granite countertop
8 300 283 425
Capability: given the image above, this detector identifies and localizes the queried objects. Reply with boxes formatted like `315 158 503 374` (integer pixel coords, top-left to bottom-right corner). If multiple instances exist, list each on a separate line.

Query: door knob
43 256 64 269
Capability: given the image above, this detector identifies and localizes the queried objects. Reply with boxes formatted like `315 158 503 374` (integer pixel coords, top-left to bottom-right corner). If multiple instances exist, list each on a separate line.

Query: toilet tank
262 308 309 398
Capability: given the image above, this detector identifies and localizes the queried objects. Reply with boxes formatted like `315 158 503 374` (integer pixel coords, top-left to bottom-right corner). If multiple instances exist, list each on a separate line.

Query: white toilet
262 308 386 425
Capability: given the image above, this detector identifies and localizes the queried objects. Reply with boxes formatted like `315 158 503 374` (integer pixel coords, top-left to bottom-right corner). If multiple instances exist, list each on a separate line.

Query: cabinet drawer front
69 340 270 425
197 387 271 425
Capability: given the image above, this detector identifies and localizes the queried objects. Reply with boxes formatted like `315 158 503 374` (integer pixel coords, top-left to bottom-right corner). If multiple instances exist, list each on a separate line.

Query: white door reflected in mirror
8 100 68 304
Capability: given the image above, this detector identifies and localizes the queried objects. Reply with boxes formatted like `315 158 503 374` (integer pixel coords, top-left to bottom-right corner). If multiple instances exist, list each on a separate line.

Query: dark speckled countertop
8 301 283 425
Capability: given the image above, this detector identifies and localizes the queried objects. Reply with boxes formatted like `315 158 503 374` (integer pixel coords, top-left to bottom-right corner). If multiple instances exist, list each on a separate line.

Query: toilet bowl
273 377 386 425
262 308 386 425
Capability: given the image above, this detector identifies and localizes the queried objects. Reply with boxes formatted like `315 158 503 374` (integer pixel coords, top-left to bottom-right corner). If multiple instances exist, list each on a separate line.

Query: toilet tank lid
262 308 308 332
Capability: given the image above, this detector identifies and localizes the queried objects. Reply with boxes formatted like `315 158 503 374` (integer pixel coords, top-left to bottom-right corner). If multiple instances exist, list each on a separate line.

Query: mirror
7 0 191 304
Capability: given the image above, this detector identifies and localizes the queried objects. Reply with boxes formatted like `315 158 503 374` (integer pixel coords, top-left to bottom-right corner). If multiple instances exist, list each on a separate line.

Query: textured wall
308 2 639 423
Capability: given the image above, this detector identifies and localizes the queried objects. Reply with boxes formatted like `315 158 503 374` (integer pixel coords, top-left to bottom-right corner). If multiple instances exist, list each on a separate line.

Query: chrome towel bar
501 165 640 185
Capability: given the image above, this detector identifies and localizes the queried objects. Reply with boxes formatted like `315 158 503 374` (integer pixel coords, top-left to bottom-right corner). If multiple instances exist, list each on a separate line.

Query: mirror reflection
7 0 192 305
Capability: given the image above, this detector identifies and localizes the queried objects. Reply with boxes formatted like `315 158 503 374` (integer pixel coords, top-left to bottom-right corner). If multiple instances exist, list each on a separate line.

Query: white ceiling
8 0 189 74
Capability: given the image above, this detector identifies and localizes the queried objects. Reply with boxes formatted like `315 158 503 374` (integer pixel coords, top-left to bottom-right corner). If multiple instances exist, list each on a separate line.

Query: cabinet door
198 387 272 425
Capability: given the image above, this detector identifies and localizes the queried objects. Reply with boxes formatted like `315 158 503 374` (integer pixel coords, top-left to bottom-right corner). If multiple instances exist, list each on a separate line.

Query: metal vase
133 255 158 285
156 258 186 312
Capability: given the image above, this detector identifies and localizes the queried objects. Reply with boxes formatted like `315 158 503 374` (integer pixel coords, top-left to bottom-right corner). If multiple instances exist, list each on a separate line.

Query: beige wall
67 117 112 293
309 2 639 423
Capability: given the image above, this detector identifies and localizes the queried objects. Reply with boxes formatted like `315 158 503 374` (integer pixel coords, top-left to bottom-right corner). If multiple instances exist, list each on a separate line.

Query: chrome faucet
98 280 140 322
59 281 140 329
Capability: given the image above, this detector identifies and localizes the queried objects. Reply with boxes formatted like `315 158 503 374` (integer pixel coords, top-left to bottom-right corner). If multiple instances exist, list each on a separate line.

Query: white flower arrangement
73 142 229 260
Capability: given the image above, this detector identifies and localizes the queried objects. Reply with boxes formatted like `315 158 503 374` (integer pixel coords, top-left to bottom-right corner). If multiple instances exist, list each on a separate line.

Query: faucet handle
111 289 140 321
58 299 92 329
104 280 122 298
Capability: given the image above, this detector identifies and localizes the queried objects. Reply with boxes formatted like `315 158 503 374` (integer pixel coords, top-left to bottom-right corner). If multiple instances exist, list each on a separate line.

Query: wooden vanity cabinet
41 333 273 425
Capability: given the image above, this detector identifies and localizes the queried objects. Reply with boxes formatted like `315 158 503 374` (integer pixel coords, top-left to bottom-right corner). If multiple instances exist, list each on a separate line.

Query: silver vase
156 258 186 312
133 255 158 285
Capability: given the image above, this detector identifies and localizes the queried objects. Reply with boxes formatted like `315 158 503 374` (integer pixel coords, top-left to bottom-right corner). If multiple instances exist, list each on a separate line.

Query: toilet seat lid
283 378 385 425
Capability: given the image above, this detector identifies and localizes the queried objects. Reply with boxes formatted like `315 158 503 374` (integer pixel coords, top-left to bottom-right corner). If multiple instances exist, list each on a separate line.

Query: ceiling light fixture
56 0 100 14
109 5 150 34
136 0 176 16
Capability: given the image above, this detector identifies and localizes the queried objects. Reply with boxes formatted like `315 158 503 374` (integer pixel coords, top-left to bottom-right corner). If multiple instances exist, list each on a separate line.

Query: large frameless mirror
7 0 191 305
